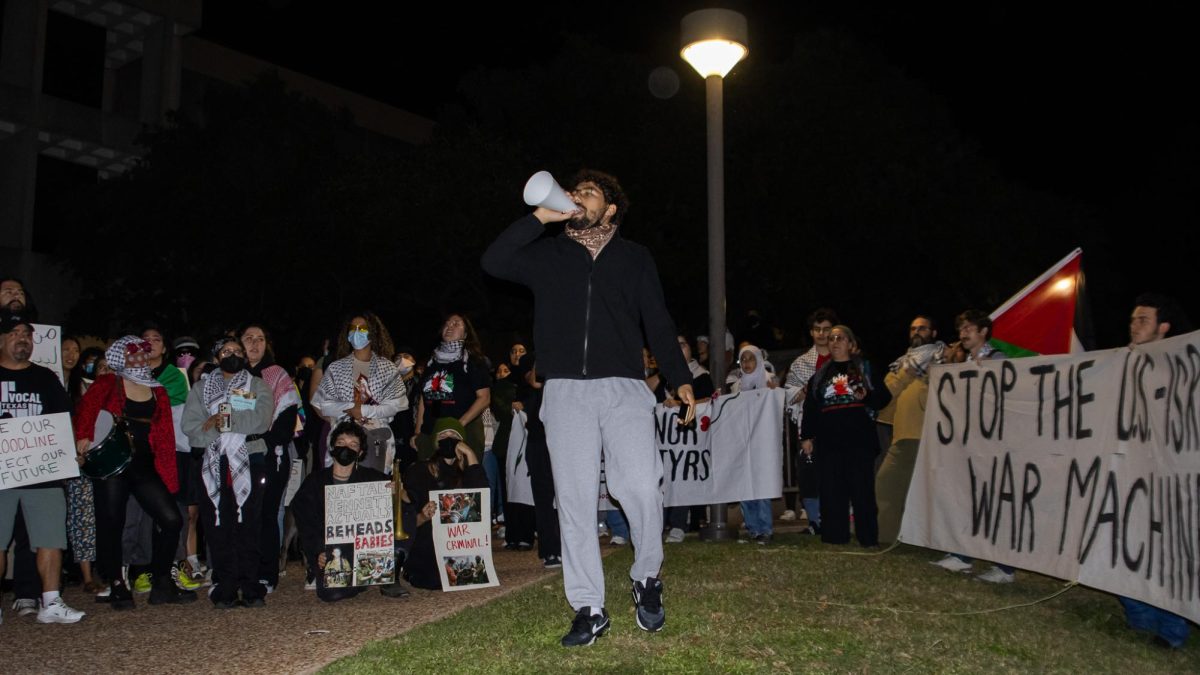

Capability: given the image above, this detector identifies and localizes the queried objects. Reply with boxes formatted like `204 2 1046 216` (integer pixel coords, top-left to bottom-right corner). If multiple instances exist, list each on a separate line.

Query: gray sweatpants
541 377 664 611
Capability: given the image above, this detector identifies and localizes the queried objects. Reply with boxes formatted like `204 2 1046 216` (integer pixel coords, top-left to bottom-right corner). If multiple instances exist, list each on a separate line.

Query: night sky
196 1 1197 350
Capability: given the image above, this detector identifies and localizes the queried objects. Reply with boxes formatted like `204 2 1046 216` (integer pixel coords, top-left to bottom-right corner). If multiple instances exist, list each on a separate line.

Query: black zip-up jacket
482 214 691 389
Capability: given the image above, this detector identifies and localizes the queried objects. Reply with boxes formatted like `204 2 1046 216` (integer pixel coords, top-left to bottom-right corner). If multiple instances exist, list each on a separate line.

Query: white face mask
397 357 415 375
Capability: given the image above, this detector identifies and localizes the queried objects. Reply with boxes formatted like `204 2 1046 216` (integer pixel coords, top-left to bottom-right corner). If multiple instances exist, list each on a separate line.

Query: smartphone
676 403 696 429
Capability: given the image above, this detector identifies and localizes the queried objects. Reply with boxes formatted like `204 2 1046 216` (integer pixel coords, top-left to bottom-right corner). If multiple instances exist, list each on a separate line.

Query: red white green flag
988 248 1092 357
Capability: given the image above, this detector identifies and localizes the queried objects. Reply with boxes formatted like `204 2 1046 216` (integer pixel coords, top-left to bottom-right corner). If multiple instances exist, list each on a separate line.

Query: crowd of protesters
0 272 1192 648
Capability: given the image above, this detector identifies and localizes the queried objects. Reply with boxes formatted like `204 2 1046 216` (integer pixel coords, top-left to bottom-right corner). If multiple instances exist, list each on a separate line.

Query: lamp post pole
680 9 747 542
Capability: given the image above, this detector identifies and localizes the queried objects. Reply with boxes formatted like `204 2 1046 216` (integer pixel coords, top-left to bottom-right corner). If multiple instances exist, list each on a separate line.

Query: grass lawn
323 534 1198 673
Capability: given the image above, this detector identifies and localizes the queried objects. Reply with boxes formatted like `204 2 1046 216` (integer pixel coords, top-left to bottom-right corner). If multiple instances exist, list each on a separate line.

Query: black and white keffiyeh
888 341 947 377
431 340 468 369
105 336 163 388
201 369 252 525
318 353 403 411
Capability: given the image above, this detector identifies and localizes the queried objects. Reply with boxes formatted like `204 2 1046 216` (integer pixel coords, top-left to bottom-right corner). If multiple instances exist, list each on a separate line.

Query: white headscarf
735 345 769 391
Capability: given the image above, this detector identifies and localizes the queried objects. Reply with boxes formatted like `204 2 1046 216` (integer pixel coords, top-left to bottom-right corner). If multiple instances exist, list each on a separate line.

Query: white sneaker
597 522 609 538
260 579 275 594
610 535 628 546
977 566 1016 584
779 509 796 522
665 528 686 544
931 554 974 573
36 597 85 624
304 575 317 591
13 598 39 616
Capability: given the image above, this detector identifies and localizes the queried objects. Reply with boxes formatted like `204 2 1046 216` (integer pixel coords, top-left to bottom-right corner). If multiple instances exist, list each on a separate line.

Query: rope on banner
801 581 1080 617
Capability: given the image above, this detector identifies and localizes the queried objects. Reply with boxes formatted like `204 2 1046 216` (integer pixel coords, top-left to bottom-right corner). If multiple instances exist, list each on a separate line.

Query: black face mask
297 366 313 381
331 445 360 467
219 355 245 373
437 438 459 460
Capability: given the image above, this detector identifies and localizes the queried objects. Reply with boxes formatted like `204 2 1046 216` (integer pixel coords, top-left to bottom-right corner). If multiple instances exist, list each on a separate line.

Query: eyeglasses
218 348 245 358
349 325 369 334
830 335 850 343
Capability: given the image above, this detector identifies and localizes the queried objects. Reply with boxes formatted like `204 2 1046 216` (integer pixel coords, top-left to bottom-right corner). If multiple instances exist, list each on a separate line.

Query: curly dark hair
335 311 395 361
569 169 630 226
329 420 368 450
955 309 993 338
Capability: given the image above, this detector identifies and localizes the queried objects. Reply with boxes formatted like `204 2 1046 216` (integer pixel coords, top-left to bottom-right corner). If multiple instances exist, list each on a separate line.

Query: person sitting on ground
292 420 411 601
403 417 488 590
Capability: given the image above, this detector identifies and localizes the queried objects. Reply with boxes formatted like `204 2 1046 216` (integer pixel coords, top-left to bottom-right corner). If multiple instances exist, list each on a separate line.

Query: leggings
94 456 182 582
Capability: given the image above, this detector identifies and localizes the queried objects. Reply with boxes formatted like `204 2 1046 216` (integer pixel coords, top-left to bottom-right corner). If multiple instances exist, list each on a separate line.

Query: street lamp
681 8 747 542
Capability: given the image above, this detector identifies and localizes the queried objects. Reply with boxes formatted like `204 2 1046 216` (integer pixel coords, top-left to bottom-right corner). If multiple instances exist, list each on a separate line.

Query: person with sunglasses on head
181 337 274 608
312 312 405 473
73 336 195 609
799 325 891 548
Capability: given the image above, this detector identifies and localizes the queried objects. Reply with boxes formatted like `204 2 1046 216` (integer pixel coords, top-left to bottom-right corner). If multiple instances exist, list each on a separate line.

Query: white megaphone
523 171 580 213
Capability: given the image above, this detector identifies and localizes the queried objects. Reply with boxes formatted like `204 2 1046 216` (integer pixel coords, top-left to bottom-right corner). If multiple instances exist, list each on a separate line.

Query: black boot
110 579 135 610
150 576 197 605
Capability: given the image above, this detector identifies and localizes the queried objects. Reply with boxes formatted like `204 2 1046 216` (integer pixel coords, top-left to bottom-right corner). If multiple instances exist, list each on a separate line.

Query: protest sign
31 324 64 384
658 388 785 507
0 412 78 489
901 330 1200 622
431 487 499 591
504 411 534 506
323 481 394 587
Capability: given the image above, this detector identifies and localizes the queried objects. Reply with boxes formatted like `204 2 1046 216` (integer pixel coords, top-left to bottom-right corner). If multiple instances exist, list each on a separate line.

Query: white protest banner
0 412 79 489
901 331 1200 622
431 487 499 591
323 481 394 588
31 324 64 384
505 411 534 506
658 388 785 507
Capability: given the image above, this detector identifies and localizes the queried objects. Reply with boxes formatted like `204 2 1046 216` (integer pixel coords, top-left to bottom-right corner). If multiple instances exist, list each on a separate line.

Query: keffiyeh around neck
888 341 946 377
565 220 618 258
106 336 163 388
200 368 252 526
433 340 466 366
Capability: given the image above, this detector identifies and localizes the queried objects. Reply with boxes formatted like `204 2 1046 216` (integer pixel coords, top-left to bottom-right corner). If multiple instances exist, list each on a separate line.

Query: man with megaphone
483 169 696 647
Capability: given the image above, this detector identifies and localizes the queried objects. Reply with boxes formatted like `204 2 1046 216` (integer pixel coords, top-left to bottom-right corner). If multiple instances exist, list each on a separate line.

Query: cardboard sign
0 412 79 489
31 323 64 384
431 487 499 592
323 481 395 587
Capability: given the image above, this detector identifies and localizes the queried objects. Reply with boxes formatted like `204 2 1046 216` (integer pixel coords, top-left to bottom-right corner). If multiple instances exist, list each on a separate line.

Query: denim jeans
605 509 629 540
740 499 773 537
482 450 504 518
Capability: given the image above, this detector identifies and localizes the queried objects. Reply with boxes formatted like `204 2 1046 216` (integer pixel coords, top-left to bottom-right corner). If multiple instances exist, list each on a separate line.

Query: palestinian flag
988 248 1094 357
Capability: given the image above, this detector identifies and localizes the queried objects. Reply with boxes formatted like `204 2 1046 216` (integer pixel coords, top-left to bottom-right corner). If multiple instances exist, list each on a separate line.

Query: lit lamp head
680 8 749 78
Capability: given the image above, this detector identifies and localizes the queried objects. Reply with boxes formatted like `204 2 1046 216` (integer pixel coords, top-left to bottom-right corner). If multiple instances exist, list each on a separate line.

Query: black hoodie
481 214 690 389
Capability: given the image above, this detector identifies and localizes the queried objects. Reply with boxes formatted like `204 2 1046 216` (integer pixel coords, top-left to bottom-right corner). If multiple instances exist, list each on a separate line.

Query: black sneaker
109 580 135 611
632 577 665 632
543 555 562 569
379 582 410 598
560 606 610 647
149 578 198 605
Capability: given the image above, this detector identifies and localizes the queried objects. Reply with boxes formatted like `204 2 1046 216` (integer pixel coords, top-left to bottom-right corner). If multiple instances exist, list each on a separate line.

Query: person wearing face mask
73 336 195 609
172 336 201 376
402 417 488 590
312 312 405 473
74 346 105 395
181 337 274 608
291 421 412 601
412 313 492 463
239 323 302 594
